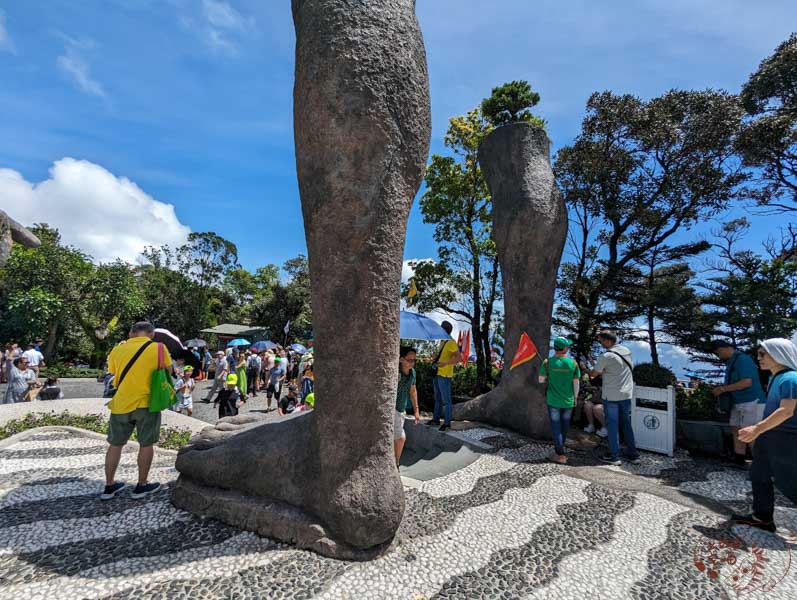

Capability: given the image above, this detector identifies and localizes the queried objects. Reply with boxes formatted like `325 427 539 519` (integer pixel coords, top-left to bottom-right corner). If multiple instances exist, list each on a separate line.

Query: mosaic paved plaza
1 426 795 599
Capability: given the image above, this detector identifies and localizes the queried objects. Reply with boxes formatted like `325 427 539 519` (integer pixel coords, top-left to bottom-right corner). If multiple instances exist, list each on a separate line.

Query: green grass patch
0 411 192 450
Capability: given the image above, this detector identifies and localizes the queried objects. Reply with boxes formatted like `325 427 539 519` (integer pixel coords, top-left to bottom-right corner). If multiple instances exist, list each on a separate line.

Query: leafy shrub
414 361 436 412
40 365 105 379
633 363 677 389
413 362 496 412
676 383 717 421
0 411 192 450
453 365 479 397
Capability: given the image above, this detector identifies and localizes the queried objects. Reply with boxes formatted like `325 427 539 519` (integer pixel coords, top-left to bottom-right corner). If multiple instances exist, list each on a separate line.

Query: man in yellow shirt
428 321 462 431
101 321 172 501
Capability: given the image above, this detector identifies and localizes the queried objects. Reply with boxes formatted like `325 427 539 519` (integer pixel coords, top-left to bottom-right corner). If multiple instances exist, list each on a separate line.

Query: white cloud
0 158 191 263
0 10 16 53
198 0 254 56
401 258 434 283
203 0 249 30
56 36 105 98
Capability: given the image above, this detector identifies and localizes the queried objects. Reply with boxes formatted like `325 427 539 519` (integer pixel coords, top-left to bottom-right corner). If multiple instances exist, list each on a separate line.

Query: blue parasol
251 340 277 352
399 311 452 341
226 338 251 347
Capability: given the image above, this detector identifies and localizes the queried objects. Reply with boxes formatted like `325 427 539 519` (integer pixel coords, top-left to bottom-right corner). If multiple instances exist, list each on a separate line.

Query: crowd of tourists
188 344 315 419
1 340 64 403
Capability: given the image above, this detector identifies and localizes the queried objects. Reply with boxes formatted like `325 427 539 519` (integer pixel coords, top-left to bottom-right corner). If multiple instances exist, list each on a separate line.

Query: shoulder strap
767 368 794 393
434 341 447 363
116 341 154 391
606 350 633 373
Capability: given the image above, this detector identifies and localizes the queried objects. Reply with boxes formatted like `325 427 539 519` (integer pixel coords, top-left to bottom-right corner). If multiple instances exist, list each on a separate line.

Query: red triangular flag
510 332 538 370
462 330 471 366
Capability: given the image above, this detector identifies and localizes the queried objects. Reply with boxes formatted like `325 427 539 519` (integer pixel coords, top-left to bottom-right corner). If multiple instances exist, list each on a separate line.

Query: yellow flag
407 279 418 306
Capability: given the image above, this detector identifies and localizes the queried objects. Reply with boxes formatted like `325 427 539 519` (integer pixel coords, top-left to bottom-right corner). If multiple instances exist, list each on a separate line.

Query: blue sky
1 1 795 372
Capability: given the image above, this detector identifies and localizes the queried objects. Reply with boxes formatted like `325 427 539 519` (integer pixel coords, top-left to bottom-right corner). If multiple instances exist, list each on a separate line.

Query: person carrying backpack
581 331 639 466
101 321 171 501
213 373 245 419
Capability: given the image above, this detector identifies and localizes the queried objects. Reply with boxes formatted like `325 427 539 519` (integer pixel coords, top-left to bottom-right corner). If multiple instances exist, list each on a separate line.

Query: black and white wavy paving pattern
2 429 794 600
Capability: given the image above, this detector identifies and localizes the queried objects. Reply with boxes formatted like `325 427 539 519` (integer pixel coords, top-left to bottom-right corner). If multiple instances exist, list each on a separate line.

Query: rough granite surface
172 0 432 558
454 123 569 438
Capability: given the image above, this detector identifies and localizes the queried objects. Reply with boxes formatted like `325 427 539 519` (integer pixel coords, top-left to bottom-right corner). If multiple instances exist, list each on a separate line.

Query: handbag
149 343 176 413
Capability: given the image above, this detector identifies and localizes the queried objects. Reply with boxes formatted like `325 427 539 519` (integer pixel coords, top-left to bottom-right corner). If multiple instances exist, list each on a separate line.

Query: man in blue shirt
732 338 797 533
711 341 766 467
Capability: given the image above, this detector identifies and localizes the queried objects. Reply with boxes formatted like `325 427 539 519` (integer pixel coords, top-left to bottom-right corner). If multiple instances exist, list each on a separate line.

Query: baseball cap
184 365 194 372
553 337 573 351
226 374 238 385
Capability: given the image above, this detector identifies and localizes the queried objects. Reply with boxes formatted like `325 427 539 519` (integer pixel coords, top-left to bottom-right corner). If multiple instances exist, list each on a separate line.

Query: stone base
171 476 393 561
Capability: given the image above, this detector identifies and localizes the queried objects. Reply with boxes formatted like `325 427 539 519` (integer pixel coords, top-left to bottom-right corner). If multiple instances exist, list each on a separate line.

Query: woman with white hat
733 338 797 532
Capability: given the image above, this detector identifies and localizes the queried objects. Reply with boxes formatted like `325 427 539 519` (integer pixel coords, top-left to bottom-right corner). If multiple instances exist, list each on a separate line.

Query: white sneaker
597 427 608 438
583 424 596 434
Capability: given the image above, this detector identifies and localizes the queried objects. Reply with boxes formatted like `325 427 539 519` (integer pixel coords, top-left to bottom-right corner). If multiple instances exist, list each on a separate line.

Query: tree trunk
648 308 659 366
173 0 431 560
453 123 568 438
44 320 59 362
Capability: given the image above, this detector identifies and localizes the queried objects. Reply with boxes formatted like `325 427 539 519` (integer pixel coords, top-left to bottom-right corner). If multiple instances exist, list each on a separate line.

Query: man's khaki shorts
108 408 161 447
729 401 764 428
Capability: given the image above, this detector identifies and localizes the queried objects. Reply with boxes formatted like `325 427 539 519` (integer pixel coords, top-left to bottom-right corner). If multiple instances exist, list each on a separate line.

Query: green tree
406 108 501 393
611 242 710 365
699 219 797 351
138 246 212 339
250 255 312 343
737 34 797 212
553 90 746 359
481 80 544 128
138 232 240 338
0 225 92 359
185 232 240 287
75 262 146 366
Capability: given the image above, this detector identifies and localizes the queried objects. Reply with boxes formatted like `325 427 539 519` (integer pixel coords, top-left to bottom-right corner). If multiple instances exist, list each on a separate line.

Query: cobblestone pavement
1 427 795 599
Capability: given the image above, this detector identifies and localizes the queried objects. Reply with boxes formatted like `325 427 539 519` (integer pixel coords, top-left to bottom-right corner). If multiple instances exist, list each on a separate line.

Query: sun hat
553 337 573 351
226 374 238 385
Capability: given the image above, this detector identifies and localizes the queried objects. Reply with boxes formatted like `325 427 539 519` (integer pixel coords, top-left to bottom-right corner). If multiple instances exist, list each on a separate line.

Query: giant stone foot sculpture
172 0 431 560
453 123 567 439
0 210 41 267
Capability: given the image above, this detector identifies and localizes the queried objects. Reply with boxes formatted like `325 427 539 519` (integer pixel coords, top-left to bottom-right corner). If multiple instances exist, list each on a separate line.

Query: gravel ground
0 378 288 426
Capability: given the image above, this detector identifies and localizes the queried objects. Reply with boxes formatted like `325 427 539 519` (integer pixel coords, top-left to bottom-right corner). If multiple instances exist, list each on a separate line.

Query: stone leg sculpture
172 0 431 560
0 210 41 267
453 123 568 439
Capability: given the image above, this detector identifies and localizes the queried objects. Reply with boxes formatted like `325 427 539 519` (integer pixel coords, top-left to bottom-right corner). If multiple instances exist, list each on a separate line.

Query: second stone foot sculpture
172 0 431 560
453 123 568 439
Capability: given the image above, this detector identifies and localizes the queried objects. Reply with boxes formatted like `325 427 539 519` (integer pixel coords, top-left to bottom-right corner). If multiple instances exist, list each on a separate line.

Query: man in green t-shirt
539 337 581 464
